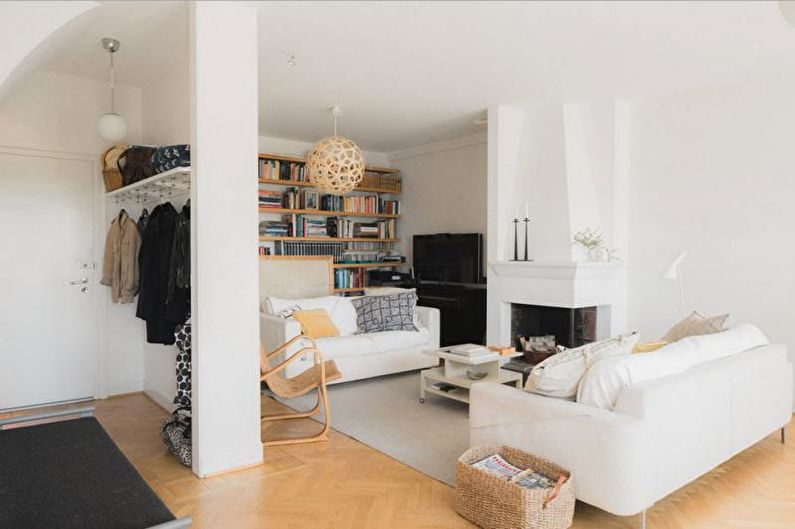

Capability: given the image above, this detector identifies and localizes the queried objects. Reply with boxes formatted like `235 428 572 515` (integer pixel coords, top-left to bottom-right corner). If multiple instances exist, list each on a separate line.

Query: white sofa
260 304 440 384
470 343 792 519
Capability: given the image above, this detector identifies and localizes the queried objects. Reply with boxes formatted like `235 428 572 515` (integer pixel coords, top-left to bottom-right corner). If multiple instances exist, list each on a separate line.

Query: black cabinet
416 282 487 346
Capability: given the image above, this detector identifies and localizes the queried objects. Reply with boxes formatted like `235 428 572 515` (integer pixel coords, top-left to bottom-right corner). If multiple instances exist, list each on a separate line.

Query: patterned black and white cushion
351 291 418 333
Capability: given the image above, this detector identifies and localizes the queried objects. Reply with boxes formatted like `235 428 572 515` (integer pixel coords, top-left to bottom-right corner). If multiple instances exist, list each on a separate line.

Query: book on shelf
259 158 306 182
334 267 365 290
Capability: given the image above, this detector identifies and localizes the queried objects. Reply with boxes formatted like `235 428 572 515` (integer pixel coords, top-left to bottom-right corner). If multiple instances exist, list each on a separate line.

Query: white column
189 1 262 477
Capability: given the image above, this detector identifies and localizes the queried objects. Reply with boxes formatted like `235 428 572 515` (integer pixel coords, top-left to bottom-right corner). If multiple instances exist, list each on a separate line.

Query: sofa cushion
265 295 358 336
352 291 418 333
524 333 638 399
315 328 430 359
365 328 430 351
660 311 729 343
292 309 339 338
577 323 769 410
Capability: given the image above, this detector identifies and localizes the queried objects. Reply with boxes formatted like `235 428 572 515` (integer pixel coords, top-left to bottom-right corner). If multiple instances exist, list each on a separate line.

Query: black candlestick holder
523 217 533 261
512 217 520 261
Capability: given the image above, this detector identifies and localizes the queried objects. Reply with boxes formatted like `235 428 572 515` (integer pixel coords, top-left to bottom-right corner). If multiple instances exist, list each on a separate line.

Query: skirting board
145 390 176 413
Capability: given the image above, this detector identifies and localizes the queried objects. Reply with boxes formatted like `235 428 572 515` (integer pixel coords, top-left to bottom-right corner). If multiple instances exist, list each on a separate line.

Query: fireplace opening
510 303 599 352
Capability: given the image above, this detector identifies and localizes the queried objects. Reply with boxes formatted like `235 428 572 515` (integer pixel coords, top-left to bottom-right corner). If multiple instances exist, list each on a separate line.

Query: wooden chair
260 334 341 446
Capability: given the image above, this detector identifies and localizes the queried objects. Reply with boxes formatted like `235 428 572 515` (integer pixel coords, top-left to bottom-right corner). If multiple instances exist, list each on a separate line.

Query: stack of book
339 250 384 264
354 222 380 238
446 344 497 361
258 190 282 209
259 220 289 237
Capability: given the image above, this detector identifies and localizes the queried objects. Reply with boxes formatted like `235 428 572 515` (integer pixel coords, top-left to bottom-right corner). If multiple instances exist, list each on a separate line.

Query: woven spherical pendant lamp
306 106 365 195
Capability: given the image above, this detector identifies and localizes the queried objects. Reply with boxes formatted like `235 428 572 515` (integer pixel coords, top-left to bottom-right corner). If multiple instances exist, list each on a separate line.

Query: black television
413 233 483 284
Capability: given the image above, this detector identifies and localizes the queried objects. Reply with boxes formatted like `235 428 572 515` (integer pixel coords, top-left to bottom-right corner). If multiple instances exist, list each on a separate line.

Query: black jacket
137 203 180 344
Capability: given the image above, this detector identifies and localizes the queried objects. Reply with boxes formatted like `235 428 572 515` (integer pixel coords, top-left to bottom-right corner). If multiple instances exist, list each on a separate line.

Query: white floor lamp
662 251 688 316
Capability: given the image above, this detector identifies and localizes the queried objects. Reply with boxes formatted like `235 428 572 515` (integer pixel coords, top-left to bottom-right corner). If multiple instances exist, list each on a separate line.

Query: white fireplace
486 260 623 346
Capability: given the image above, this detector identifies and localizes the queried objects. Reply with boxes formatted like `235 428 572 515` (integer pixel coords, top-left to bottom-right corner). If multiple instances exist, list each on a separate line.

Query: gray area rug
281 371 470 485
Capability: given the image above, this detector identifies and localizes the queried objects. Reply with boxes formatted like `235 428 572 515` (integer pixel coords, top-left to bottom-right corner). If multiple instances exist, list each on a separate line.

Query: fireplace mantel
487 260 624 344
490 261 621 280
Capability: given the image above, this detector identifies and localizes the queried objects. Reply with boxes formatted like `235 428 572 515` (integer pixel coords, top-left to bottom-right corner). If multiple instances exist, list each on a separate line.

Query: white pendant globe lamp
97 37 127 142
306 106 365 195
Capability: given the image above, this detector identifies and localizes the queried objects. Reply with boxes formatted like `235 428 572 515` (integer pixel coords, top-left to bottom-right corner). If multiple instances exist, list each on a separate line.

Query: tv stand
416 281 486 346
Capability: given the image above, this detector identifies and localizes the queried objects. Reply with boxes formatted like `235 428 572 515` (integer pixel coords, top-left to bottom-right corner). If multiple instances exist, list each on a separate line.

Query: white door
0 153 97 410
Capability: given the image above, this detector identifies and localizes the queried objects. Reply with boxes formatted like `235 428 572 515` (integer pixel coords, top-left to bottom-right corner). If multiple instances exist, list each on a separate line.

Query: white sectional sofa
260 299 440 383
470 342 792 520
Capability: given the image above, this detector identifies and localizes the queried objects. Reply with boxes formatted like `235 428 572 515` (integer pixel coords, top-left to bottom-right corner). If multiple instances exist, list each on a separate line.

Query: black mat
0 417 175 529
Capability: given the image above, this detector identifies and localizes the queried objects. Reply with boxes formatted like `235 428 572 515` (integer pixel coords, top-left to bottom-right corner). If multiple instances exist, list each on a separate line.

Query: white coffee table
419 346 523 405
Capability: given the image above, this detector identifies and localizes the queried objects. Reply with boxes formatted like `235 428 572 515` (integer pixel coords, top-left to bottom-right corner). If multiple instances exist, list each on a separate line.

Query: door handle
69 278 88 285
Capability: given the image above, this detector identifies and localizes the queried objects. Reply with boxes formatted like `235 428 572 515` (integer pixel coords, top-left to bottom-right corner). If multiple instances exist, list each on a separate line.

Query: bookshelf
258 208 399 219
258 153 405 295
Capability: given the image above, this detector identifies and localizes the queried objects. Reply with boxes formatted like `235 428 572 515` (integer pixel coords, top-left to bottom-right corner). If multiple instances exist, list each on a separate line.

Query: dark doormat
0 417 176 529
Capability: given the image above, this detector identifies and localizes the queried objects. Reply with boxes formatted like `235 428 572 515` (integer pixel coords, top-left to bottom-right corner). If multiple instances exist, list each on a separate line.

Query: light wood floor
3 394 794 528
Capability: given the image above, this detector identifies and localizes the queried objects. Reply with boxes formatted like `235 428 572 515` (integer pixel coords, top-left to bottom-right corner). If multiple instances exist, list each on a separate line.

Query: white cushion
577 323 769 410
525 333 638 399
365 328 430 351
265 295 358 336
316 327 430 359
316 335 378 358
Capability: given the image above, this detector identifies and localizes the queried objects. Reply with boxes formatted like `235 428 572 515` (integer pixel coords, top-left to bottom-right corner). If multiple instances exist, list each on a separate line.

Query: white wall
0 70 145 397
626 75 795 386
388 135 487 268
190 0 262 477
259 135 388 166
0 1 96 101
139 34 191 410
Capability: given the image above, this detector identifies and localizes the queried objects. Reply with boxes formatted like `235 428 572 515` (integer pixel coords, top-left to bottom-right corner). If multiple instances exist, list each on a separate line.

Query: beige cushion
660 311 729 343
524 333 639 399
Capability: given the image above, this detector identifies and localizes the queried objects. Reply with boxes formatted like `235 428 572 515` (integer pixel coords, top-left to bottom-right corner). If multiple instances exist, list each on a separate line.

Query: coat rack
107 166 191 204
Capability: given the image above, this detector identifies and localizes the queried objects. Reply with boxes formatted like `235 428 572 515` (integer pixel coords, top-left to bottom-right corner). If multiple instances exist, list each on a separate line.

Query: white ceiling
34 1 795 152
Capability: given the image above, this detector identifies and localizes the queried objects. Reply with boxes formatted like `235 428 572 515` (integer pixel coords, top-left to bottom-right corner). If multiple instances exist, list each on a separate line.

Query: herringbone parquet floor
3 393 794 529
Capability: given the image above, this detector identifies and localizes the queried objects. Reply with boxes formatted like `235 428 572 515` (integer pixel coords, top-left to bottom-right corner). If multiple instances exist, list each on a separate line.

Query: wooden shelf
259 236 399 242
333 287 366 293
258 178 400 194
258 153 399 174
333 262 402 269
259 207 399 219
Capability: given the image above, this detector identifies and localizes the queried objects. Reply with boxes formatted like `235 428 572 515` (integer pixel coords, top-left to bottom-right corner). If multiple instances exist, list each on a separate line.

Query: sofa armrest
415 305 440 348
260 313 302 355
470 383 651 516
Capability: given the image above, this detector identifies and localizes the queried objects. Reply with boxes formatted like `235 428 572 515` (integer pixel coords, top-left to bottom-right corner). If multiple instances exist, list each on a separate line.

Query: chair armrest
415 305 440 348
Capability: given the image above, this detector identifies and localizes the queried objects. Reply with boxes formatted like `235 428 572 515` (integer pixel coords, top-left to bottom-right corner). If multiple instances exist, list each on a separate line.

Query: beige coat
101 210 141 303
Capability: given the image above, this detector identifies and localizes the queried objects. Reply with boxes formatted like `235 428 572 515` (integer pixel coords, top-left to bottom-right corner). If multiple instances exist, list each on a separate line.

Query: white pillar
190 0 262 477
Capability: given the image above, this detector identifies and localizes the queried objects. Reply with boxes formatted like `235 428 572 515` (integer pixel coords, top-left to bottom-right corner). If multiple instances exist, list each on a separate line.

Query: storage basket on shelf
101 143 128 192
456 445 575 529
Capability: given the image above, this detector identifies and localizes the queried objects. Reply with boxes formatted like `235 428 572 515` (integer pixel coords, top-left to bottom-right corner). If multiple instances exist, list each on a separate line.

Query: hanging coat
136 202 179 344
101 210 141 304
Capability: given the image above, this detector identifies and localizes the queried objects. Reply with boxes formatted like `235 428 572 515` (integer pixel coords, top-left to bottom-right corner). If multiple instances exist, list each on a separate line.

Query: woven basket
455 445 575 529
101 144 128 192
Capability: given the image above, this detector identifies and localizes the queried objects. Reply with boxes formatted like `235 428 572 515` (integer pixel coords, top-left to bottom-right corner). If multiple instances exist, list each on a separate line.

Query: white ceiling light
96 37 128 142
306 106 365 195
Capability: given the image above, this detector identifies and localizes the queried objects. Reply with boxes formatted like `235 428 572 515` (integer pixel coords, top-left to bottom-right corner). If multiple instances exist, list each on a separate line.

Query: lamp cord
109 51 116 113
